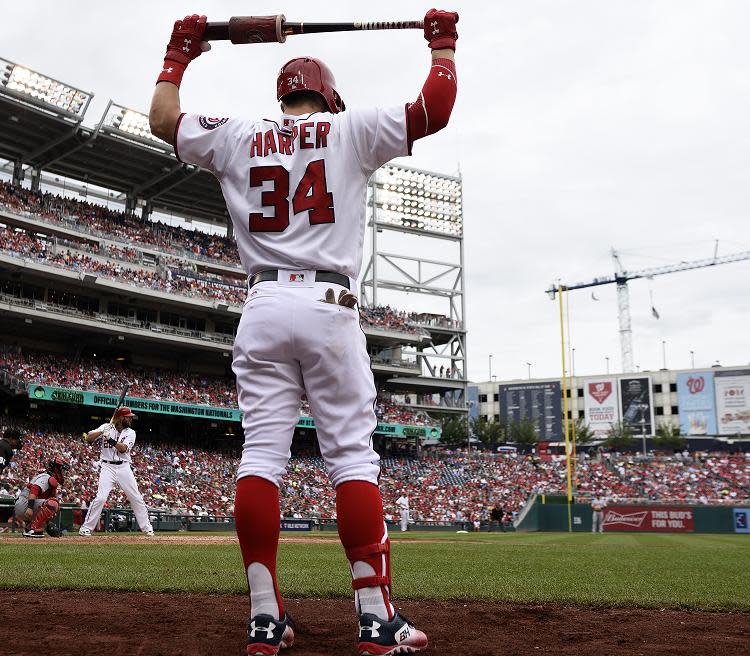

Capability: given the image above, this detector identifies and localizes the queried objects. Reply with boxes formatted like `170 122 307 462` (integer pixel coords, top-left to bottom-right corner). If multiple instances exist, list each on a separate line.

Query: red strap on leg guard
352 575 390 591
345 539 392 592
345 542 389 562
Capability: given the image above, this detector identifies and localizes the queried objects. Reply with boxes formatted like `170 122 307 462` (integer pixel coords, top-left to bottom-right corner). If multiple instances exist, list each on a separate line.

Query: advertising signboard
583 378 620 438
602 506 694 532
28 384 441 438
676 372 717 436
734 509 750 534
619 377 654 435
714 370 750 435
498 381 562 440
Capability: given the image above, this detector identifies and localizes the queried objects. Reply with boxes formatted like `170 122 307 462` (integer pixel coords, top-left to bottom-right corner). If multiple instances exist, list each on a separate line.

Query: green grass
1 532 748 611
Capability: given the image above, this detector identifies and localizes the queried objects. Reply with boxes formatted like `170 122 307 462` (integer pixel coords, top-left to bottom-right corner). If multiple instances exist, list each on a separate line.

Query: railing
0 291 235 345
0 202 243 270
0 248 246 307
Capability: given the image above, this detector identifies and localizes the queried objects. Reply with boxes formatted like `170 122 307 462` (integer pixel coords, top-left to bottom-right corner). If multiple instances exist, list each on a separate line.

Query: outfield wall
516 499 748 533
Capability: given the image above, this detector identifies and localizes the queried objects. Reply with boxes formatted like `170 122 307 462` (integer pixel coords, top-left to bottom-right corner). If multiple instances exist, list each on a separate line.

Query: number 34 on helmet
277 57 346 114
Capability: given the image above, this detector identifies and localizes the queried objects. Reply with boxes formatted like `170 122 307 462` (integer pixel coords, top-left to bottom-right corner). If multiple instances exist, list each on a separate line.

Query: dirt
4 591 749 655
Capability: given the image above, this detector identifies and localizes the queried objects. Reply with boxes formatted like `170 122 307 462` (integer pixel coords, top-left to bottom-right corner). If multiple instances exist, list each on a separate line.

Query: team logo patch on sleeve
199 116 229 130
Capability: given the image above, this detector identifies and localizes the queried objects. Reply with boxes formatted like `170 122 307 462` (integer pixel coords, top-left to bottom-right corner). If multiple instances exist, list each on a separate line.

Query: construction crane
547 245 750 373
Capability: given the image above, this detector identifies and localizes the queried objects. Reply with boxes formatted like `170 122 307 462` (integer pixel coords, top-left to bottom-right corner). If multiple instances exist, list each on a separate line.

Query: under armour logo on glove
249 621 276 639
423 9 459 51
359 621 381 638
437 71 453 80
182 38 192 52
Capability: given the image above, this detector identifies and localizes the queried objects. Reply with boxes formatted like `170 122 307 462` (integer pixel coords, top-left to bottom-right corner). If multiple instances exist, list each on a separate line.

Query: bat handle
204 22 230 41
204 16 287 44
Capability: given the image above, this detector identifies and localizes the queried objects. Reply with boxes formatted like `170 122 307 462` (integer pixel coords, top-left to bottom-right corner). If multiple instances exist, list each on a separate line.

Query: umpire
0 427 24 474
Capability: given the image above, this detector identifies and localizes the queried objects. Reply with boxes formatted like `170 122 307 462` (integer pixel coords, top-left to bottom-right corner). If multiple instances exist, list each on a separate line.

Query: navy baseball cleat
246 613 294 655
358 611 428 655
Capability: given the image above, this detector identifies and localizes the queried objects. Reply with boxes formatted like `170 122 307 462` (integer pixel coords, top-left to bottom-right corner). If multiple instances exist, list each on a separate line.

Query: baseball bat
109 383 130 424
203 15 423 44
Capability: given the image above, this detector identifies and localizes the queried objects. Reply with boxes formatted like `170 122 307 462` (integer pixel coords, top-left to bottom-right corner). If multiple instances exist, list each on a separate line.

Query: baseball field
2 530 749 655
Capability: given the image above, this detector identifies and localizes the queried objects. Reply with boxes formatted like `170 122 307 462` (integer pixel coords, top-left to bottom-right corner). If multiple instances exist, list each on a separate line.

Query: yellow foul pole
558 285 573 532
565 292 578 486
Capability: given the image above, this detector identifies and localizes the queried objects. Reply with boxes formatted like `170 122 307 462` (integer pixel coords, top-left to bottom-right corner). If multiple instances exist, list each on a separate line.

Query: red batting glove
424 8 459 51
157 14 210 87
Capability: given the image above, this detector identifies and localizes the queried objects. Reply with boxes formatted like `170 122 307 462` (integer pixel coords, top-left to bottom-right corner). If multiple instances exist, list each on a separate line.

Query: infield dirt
5 590 749 655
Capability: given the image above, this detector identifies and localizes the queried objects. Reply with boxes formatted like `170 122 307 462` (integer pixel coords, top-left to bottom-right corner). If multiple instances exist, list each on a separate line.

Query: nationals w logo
589 381 612 404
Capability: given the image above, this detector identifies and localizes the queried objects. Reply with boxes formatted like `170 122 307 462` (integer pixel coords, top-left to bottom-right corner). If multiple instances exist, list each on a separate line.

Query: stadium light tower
361 163 467 405
1 56 92 119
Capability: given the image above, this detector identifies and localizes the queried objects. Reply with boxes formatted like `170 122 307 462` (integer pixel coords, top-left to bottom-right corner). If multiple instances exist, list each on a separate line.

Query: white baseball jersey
95 423 136 463
175 107 408 278
396 495 409 511
81 424 152 534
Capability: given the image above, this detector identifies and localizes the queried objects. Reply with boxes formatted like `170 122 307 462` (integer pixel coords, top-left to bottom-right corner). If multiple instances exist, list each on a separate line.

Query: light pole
571 348 576 378
605 357 610 375
526 362 532 379
640 403 648 457
489 354 493 381
661 340 667 370
690 350 695 368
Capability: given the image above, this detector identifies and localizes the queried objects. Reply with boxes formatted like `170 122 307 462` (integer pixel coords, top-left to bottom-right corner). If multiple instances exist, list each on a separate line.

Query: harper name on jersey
249 121 331 158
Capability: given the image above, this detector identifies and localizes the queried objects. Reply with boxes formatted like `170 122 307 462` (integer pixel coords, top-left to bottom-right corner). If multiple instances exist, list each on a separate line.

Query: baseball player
150 8 458 655
591 495 606 533
15 455 68 538
396 493 410 532
0 427 24 474
78 407 154 537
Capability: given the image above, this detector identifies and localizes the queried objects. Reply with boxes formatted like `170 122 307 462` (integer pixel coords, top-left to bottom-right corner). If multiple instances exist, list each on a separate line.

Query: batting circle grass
1 531 748 611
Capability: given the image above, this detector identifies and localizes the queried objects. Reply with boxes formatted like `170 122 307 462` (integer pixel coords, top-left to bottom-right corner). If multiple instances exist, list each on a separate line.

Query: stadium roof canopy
0 57 228 227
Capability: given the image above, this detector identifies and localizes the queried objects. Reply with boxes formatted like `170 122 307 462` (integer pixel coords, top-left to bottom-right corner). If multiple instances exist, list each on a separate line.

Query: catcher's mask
47 455 70 483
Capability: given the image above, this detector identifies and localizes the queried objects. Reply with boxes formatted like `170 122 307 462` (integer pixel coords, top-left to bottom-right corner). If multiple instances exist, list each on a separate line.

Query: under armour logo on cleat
182 38 192 52
359 621 381 638
249 620 276 639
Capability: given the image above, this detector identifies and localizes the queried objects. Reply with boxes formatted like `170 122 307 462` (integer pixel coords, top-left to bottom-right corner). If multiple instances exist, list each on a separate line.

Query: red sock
235 475 284 617
336 480 393 619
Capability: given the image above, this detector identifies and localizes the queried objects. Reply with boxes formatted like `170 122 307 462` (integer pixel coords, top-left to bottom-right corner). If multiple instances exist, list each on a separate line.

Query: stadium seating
1 425 747 522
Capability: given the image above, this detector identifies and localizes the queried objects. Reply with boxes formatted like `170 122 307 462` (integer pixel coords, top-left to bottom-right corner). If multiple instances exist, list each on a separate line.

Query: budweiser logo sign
603 506 695 532
603 510 648 528
589 382 612 404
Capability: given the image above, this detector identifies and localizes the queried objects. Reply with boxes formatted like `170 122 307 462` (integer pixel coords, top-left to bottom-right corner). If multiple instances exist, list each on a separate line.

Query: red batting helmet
277 57 345 114
113 407 136 420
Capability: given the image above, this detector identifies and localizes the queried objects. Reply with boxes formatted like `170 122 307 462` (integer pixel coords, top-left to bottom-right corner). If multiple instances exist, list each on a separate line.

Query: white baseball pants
400 509 409 532
81 463 153 533
233 276 380 489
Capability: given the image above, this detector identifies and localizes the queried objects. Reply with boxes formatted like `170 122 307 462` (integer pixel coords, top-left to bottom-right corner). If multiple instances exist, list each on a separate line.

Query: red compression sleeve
406 58 457 151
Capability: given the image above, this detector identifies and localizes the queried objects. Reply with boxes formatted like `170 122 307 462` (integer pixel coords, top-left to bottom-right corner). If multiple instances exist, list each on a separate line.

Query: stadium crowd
0 181 239 264
0 226 248 306
0 350 433 429
1 181 461 332
1 426 747 524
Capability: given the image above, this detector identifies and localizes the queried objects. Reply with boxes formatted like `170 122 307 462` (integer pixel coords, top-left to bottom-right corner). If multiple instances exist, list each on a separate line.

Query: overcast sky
3 1 749 383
